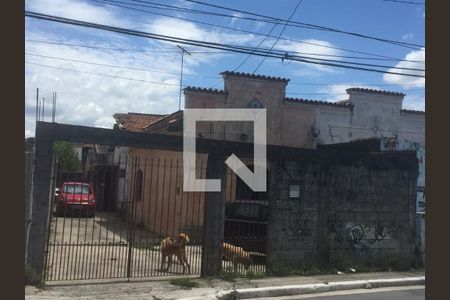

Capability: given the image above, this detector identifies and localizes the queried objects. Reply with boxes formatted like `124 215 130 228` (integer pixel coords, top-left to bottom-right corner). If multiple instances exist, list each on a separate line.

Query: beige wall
126 148 236 238
185 75 317 149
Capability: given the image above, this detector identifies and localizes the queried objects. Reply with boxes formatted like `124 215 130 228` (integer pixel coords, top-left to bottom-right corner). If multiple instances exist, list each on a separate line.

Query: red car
56 182 96 217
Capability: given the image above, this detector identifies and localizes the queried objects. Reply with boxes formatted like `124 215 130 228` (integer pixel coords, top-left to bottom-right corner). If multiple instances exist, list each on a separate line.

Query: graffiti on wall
381 138 425 214
287 209 312 239
325 217 402 255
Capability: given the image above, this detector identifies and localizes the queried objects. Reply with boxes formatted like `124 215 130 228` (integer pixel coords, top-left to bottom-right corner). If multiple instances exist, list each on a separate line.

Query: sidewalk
25 270 425 300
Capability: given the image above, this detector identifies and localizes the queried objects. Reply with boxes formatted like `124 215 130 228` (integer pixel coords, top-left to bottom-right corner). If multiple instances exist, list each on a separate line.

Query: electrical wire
181 0 424 49
95 0 425 61
24 11 425 78
25 51 426 88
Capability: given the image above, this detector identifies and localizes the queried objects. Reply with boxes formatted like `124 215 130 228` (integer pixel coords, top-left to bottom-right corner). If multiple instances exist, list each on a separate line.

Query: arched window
134 169 143 202
248 98 263 108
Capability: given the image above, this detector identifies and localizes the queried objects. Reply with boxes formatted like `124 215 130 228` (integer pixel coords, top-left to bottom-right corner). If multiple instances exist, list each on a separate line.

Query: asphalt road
251 286 425 300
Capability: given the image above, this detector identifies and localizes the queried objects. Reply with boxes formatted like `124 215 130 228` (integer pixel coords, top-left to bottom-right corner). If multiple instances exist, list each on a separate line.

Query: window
248 98 263 108
64 184 90 194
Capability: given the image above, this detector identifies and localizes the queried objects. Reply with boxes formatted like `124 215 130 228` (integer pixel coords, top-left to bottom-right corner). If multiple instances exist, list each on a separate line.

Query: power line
26 60 424 98
25 52 427 90
25 61 182 86
381 0 425 5
208 18 280 88
26 37 424 64
24 11 425 78
26 39 227 54
27 39 424 72
253 0 303 73
25 51 426 87
93 0 425 63
25 52 219 78
181 0 424 49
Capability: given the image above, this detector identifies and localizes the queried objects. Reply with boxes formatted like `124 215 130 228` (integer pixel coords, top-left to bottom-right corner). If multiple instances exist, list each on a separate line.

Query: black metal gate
44 152 205 281
222 166 268 275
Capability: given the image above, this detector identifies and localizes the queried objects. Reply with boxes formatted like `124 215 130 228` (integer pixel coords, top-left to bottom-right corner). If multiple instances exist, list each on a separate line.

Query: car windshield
63 184 90 194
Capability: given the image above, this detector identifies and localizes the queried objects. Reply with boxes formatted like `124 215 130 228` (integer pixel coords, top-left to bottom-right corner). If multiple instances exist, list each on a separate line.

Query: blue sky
25 0 425 137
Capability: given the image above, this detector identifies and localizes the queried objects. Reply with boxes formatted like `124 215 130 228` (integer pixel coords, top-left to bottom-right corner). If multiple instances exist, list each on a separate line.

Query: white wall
113 146 129 211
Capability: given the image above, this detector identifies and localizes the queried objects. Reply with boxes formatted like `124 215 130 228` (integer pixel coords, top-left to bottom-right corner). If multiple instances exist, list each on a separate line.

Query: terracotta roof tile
401 109 425 115
346 87 405 97
220 71 290 83
284 97 354 108
145 110 183 133
113 112 167 132
183 86 227 95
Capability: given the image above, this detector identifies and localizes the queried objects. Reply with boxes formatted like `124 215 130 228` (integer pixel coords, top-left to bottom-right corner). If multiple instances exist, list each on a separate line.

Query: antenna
177 45 191 111
54 92 57 122
35 88 39 125
42 97 45 122
38 100 41 121
52 92 57 122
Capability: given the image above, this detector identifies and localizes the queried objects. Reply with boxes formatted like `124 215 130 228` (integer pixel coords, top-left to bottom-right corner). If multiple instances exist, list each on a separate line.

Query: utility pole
177 45 191 111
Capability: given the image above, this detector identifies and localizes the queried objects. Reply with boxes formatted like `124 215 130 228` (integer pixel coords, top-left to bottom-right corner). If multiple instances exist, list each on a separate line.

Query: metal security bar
44 150 205 281
222 167 267 276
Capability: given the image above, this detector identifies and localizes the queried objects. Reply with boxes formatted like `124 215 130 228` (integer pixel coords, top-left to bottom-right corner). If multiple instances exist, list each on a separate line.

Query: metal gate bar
44 151 205 281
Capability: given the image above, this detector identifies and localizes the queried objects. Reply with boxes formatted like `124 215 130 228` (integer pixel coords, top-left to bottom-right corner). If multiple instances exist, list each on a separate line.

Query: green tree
53 141 82 171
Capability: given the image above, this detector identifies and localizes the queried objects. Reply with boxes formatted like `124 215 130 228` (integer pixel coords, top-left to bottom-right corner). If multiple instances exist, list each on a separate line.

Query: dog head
176 233 190 246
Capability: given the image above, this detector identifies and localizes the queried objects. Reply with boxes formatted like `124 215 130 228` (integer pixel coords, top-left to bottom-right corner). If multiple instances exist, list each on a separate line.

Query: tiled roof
284 97 354 108
346 87 405 97
220 71 290 83
401 109 425 115
183 86 227 95
145 110 183 133
113 112 168 132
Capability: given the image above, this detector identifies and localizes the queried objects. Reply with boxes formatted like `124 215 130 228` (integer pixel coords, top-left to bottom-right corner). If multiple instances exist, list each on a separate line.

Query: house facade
114 71 425 241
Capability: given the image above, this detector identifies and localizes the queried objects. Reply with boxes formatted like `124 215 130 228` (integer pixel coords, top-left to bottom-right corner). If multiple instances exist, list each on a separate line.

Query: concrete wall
267 151 418 272
184 74 424 150
185 76 316 149
380 137 425 262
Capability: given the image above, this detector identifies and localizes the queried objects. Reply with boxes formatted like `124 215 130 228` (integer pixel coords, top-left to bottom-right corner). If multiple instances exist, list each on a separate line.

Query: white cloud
145 18 256 45
383 48 425 88
230 13 243 25
274 38 343 75
318 83 381 102
26 0 127 27
402 33 414 41
402 93 425 111
25 35 184 136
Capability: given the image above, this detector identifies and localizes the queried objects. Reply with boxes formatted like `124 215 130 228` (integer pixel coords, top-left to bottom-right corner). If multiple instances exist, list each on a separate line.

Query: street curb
181 276 425 300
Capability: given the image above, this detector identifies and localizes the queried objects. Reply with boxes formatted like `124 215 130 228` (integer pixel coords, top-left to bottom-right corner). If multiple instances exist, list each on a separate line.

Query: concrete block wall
267 151 418 273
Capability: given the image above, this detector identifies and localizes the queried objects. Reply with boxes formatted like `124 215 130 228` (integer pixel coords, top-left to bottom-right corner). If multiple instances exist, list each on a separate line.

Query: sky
24 0 425 138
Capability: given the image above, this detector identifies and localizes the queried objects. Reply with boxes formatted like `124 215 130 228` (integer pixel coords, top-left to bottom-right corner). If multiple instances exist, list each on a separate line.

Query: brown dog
223 242 252 273
160 233 191 274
